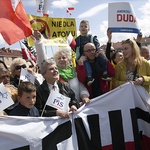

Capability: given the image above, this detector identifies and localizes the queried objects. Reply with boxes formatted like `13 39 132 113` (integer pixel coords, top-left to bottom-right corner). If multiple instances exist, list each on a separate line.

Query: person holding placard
33 30 90 105
35 58 79 118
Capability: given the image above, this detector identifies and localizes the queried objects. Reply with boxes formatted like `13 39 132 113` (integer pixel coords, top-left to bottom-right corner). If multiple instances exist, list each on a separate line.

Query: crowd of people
0 19 150 117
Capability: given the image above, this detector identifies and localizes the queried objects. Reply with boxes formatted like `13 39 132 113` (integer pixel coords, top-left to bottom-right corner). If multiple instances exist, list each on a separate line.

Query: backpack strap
75 35 81 60
89 34 94 43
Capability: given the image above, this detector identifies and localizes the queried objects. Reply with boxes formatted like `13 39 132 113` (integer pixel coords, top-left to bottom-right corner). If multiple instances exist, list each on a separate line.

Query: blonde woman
114 39 150 93
10 58 27 87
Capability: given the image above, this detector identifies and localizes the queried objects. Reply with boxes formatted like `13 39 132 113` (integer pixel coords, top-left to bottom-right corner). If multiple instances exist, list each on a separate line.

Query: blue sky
0 0 150 57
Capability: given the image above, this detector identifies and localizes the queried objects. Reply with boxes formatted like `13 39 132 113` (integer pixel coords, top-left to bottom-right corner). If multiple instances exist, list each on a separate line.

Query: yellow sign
27 15 77 46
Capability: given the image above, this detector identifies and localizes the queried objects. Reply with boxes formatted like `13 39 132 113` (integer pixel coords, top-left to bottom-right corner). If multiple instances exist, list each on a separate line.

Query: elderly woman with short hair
53 48 90 104
34 30 90 105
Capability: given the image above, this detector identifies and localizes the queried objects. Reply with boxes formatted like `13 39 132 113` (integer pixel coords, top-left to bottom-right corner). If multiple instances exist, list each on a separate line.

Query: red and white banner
0 83 150 149
108 2 140 34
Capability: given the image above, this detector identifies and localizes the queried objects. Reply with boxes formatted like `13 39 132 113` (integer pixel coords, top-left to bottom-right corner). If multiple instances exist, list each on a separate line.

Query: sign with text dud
46 90 70 112
108 2 140 33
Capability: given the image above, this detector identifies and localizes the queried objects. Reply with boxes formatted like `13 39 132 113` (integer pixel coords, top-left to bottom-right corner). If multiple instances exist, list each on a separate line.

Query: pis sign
46 90 70 112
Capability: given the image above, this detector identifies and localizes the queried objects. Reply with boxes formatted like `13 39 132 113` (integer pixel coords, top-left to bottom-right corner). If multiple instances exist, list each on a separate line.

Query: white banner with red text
108 2 140 34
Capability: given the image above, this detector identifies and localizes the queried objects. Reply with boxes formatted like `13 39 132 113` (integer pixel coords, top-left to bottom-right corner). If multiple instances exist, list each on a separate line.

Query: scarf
58 66 76 81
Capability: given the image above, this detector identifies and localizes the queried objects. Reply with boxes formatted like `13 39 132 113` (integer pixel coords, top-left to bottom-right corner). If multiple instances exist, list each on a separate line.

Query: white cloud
51 0 78 9
77 3 108 18
0 34 6 45
137 0 150 37
22 0 35 7
139 0 150 15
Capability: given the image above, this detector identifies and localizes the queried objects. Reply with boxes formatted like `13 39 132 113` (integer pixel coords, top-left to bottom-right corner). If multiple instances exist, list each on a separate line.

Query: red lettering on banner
117 14 136 22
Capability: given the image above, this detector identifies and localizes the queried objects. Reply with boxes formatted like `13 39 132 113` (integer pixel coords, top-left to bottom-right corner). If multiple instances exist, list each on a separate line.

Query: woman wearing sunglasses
10 58 27 88
114 39 150 93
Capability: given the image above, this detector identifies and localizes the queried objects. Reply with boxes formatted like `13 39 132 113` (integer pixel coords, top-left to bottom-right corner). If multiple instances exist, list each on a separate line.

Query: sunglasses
15 64 26 70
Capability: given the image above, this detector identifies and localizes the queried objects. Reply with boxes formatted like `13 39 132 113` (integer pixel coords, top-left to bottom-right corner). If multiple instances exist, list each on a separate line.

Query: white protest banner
0 83 150 149
108 2 140 33
0 83 14 112
46 90 70 112
20 68 36 84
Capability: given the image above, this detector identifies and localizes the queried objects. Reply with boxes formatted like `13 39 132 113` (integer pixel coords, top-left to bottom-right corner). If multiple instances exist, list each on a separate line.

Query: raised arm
33 30 47 70
105 29 112 61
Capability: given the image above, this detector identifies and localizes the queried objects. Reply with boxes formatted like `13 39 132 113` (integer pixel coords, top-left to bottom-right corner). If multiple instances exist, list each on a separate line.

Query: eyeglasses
84 49 96 53
0 75 10 79
15 64 26 70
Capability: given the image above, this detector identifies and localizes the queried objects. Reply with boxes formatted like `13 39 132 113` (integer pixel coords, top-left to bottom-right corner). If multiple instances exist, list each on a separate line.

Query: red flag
0 0 32 45
67 33 76 49
20 42 36 63
68 7 74 10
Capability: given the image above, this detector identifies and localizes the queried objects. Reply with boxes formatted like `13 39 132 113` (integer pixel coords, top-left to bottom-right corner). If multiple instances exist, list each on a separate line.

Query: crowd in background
0 20 150 117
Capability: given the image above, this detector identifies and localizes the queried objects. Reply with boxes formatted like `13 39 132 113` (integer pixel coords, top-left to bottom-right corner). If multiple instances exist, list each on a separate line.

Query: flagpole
51 46 54 57
41 103 47 117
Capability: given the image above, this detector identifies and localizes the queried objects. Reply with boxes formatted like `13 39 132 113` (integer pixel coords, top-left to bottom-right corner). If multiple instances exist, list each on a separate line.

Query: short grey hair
40 58 56 75
54 48 71 60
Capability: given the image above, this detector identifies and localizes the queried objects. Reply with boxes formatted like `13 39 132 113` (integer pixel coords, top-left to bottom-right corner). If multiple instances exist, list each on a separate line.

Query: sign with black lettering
27 15 76 46
0 83 150 150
